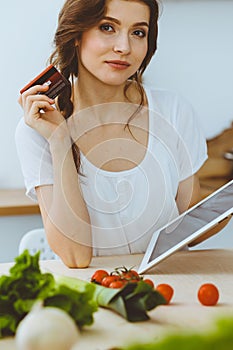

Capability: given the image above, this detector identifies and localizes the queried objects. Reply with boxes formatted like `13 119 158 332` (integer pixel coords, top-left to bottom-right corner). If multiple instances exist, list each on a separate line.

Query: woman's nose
113 33 131 55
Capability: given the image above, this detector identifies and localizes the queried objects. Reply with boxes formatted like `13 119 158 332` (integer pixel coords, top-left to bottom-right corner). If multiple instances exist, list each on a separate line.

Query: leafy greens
0 250 97 338
0 250 166 339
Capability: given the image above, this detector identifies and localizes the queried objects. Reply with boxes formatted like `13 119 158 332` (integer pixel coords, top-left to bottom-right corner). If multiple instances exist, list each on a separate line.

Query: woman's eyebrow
102 16 149 28
132 21 149 28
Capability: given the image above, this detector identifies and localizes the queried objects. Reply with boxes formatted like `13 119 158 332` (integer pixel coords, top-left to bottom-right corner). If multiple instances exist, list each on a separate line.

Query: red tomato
101 275 120 287
109 280 125 289
143 279 154 288
156 283 174 304
91 269 109 284
197 283 219 306
121 270 141 282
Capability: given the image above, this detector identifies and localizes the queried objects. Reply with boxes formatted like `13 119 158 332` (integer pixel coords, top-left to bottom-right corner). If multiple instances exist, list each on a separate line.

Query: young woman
16 0 213 268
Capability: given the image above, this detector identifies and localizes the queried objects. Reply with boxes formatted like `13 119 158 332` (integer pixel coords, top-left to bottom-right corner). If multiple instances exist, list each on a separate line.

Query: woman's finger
21 83 50 97
20 84 51 107
21 94 55 119
24 101 55 124
31 100 55 114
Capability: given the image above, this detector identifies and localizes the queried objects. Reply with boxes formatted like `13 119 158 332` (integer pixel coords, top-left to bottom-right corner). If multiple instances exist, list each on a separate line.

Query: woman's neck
73 77 142 112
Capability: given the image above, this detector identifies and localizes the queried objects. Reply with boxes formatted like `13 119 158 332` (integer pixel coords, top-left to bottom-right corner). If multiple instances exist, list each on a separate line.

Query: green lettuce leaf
0 250 97 338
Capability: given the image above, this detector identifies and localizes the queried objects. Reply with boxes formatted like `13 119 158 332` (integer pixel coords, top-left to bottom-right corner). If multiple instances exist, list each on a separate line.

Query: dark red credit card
20 65 70 99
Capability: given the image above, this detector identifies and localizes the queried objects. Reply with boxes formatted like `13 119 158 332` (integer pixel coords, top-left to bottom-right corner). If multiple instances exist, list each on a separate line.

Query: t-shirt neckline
80 86 153 177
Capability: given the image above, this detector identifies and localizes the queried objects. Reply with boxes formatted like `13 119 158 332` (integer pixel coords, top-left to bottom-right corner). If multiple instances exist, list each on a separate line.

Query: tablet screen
148 181 233 263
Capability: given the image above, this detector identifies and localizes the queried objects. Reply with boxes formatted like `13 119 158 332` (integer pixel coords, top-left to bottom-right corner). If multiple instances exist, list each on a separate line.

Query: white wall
0 0 233 189
0 0 65 188
144 0 233 138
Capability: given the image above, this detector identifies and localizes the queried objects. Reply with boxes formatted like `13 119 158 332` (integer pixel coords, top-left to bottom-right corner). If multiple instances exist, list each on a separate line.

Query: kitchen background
0 0 233 262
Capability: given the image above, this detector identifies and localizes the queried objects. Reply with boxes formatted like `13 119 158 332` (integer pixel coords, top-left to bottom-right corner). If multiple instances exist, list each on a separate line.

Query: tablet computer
138 179 233 274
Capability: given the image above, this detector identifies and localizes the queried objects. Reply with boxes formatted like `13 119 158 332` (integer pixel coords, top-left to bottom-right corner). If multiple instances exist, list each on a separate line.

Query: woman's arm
35 136 92 268
19 84 92 268
176 173 232 247
188 215 232 247
176 173 202 214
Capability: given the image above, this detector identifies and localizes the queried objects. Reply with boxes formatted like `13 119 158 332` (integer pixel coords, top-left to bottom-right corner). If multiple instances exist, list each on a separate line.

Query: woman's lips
105 60 130 70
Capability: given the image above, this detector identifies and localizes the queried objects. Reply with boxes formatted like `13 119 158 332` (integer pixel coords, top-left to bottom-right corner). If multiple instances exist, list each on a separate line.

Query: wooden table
0 189 40 216
1 249 233 349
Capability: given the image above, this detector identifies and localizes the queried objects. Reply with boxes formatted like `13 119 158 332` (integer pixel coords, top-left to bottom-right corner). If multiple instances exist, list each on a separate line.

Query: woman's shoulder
144 85 190 108
144 85 197 123
15 118 48 147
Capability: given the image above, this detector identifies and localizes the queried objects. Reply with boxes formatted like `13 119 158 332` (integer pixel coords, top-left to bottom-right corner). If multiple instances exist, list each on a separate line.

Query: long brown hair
49 0 160 173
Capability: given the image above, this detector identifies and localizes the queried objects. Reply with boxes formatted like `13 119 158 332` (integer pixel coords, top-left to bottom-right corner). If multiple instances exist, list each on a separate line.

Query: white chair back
18 228 59 260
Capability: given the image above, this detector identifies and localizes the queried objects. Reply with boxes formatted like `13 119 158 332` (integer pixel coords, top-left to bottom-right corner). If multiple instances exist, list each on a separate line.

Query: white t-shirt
15 87 208 256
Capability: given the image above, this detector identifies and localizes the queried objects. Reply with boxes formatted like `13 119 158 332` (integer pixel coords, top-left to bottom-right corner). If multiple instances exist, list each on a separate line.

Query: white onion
15 305 80 350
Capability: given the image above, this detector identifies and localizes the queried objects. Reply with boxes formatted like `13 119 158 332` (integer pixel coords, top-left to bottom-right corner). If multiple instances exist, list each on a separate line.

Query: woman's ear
75 39 79 47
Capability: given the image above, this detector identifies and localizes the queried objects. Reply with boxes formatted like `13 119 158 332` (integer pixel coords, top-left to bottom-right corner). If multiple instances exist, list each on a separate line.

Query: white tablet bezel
138 179 233 274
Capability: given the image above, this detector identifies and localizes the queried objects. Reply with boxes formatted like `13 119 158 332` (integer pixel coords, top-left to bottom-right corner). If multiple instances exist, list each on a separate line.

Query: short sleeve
145 87 208 182
15 118 54 201
173 94 208 181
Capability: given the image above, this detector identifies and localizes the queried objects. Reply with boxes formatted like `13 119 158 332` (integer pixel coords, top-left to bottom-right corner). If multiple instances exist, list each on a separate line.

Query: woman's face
77 0 150 87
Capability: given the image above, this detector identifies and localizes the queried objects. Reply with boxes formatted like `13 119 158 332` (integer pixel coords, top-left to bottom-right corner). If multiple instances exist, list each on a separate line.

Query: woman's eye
99 23 114 32
133 30 146 38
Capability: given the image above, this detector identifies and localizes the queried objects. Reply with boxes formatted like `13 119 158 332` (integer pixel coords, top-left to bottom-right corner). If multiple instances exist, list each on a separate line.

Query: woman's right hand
18 84 68 141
